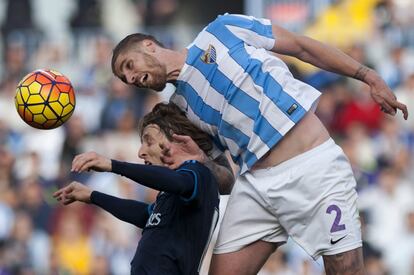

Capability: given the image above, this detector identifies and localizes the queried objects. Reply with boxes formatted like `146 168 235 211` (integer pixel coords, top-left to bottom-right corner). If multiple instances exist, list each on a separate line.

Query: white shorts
214 138 362 259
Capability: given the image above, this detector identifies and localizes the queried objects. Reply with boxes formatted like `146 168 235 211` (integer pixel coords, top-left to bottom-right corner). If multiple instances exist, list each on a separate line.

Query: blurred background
0 0 413 274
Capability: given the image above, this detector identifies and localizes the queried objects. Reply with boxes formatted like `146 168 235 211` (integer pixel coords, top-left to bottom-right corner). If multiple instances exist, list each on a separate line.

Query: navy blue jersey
131 160 219 275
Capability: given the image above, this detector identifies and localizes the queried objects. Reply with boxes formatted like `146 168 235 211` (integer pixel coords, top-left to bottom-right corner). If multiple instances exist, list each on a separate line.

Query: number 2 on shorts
326 204 346 233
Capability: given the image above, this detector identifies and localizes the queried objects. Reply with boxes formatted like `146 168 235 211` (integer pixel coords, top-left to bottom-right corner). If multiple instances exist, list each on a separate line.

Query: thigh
214 174 288 254
209 241 282 275
265 144 362 259
323 247 365 275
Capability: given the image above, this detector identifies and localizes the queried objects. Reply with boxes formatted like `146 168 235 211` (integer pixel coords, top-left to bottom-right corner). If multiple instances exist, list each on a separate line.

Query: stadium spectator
52 207 93 275
334 82 384 134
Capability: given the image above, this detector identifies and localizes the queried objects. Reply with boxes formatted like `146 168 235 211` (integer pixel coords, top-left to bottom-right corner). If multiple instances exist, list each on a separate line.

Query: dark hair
139 102 213 156
111 33 164 73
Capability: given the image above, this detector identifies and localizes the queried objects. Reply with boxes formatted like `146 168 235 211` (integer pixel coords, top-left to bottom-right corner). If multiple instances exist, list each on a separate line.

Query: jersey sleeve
90 191 150 228
176 160 216 205
215 13 275 50
111 160 195 196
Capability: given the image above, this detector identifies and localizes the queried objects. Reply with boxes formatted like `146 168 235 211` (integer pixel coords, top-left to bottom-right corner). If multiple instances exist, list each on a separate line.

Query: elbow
290 35 311 61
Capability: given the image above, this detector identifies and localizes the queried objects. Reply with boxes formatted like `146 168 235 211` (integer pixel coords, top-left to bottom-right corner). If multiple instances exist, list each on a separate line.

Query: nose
126 73 136 84
138 146 146 159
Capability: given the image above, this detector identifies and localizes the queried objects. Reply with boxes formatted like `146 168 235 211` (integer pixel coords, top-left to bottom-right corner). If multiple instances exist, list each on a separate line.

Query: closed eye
143 136 154 146
127 61 133 70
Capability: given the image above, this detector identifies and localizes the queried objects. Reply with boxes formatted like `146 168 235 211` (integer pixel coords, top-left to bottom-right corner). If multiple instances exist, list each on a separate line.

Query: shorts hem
311 241 363 260
213 244 248 255
213 238 287 255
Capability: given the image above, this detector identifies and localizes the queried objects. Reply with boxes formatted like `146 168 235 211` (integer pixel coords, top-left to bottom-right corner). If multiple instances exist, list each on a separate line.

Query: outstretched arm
110 160 195 197
53 182 150 228
90 191 150 228
71 151 195 197
270 25 408 119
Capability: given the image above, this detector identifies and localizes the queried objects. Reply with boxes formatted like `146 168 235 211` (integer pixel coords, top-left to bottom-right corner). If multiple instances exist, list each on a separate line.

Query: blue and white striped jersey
170 14 321 174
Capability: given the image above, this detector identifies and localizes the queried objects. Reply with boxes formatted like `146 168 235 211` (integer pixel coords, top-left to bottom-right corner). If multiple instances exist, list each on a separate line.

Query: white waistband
250 138 336 177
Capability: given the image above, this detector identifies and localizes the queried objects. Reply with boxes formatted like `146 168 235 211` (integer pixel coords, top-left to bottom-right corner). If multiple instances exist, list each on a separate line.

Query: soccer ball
15 69 76 129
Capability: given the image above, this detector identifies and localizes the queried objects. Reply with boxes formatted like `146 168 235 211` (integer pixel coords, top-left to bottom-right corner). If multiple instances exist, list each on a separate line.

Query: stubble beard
144 53 167 91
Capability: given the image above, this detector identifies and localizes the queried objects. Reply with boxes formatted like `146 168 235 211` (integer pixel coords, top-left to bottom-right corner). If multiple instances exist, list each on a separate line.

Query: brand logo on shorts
330 235 347 245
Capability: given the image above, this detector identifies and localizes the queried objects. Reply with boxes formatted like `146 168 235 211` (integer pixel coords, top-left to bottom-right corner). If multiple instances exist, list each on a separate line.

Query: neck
161 48 187 82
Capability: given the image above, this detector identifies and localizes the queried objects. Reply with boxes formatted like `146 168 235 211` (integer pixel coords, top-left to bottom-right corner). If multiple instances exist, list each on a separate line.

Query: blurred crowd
0 0 413 274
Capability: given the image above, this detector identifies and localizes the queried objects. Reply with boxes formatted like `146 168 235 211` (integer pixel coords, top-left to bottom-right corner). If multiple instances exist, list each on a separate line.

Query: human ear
143 40 156 53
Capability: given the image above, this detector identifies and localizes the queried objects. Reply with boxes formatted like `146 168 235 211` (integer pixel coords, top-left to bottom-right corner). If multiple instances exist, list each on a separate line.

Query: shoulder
177 160 212 178
177 160 217 191
208 13 245 27
176 160 218 204
211 13 272 26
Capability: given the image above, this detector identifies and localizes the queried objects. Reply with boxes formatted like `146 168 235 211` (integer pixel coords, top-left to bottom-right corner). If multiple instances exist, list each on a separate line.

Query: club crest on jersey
200 45 217 64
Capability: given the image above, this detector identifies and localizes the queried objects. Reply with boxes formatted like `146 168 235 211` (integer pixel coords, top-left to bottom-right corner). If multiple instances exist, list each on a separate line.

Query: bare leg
323 247 365 275
208 241 282 275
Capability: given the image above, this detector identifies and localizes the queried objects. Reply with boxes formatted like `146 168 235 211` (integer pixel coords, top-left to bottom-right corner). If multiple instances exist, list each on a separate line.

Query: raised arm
214 13 407 119
53 181 150 228
111 160 195 197
71 151 195 197
90 191 150 228
270 25 408 119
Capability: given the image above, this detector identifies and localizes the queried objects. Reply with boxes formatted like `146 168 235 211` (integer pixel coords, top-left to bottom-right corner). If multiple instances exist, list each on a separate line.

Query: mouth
144 160 152 165
136 74 149 88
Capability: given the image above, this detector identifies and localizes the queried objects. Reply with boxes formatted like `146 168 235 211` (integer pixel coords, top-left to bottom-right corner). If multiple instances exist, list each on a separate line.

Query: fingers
72 152 105 172
55 191 75 205
172 134 192 144
160 156 179 169
78 159 96 173
53 184 73 198
370 80 409 119
382 96 409 120
373 83 409 119
56 193 74 205
380 101 396 116
53 182 78 205
53 189 63 198
62 194 76 205
160 155 174 166
159 142 171 157
394 101 408 120
71 154 82 171
72 152 96 172
63 197 75 205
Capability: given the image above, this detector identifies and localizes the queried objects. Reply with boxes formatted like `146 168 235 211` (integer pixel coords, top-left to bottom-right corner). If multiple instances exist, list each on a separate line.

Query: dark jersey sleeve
175 160 216 205
90 191 150 228
111 160 195 198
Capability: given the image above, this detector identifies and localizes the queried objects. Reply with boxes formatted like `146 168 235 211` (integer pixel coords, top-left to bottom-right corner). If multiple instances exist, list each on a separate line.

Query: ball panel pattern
14 69 76 129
